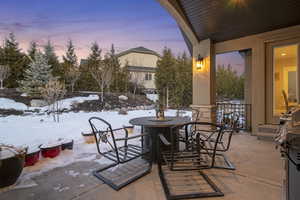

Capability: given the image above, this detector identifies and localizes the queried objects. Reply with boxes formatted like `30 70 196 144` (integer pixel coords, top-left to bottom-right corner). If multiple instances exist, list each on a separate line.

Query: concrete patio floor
0 133 283 200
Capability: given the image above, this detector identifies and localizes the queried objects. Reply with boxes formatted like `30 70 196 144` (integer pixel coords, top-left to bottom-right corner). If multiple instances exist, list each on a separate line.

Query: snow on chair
88 117 152 190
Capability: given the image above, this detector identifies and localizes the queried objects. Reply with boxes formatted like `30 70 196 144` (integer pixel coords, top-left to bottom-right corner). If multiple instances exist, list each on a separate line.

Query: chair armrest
158 134 171 146
115 133 149 141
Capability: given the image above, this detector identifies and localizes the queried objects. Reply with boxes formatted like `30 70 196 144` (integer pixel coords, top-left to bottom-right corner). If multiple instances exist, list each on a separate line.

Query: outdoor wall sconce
196 55 204 70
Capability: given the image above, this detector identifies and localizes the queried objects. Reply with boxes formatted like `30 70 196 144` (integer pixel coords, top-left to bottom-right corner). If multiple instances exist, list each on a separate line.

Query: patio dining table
129 116 190 163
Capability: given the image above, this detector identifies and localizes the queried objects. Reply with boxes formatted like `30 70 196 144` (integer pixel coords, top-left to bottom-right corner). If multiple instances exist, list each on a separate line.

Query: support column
239 50 252 104
190 39 216 123
239 49 252 131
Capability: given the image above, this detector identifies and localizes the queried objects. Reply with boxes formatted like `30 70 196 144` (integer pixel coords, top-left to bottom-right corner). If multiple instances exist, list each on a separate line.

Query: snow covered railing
216 102 252 131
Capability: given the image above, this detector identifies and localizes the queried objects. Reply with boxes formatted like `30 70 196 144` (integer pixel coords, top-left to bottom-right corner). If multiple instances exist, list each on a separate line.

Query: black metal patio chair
157 122 224 200
88 117 152 190
199 113 239 170
178 108 200 148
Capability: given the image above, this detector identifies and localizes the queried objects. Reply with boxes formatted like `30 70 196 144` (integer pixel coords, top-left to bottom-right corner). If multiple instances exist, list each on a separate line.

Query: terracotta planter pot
82 132 96 144
0 146 26 188
25 147 40 167
40 143 61 158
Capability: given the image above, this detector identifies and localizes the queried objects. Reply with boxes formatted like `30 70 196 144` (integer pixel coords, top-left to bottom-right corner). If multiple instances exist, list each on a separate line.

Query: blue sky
0 0 187 58
0 0 244 73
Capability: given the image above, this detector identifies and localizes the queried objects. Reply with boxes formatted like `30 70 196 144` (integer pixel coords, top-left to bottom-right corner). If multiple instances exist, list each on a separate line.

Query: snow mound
0 94 99 112
0 98 28 110
146 94 158 102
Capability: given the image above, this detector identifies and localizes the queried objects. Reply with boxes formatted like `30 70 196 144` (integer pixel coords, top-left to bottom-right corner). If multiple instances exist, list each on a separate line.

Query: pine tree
28 41 38 60
20 52 53 96
44 40 61 78
76 42 100 91
155 47 176 106
62 40 78 91
216 64 244 100
86 43 112 101
0 33 29 88
108 44 124 92
62 40 78 69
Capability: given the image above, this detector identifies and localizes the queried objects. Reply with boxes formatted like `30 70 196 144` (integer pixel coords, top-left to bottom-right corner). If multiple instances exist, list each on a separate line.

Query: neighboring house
118 47 160 93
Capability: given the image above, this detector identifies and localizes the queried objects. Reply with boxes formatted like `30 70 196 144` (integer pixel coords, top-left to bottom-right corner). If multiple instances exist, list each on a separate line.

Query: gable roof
117 46 160 57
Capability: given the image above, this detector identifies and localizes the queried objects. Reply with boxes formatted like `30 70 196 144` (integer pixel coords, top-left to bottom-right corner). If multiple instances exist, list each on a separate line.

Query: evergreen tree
86 43 112 101
62 40 78 69
108 44 122 92
62 40 78 91
155 47 176 106
20 52 53 96
216 64 244 100
0 33 29 88
28 41 38 60
171 52 192 108
76 42 101 91
44 40 61 78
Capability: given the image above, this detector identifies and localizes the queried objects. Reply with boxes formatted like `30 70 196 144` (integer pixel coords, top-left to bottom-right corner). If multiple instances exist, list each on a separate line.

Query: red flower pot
40 143 61 158
25 147 40 167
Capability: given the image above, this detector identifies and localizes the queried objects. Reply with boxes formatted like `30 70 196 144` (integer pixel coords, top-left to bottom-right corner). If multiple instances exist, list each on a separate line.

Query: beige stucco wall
215 25 300 132
119 52 159 90
119 52 159 68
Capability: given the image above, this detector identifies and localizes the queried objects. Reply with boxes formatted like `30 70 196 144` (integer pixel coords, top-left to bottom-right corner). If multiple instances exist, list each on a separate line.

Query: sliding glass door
273 44 298 116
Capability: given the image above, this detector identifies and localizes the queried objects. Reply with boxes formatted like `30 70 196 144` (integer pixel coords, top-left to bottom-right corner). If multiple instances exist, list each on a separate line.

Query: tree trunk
101 81 104 102
166 87 169 108
0 80 3 89
71 83 74 93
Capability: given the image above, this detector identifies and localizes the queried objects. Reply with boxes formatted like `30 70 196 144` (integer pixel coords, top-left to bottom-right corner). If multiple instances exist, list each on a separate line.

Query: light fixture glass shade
196 55 204 70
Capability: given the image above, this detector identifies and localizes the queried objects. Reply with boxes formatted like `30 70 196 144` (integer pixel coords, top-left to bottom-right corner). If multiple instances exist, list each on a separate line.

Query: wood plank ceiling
170 0 300 43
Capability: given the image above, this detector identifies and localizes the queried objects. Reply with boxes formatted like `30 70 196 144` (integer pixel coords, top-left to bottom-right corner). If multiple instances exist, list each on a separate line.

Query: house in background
118 47 160 93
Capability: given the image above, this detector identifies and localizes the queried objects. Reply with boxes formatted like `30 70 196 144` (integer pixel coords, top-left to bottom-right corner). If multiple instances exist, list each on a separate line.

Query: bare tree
40 79 66 122
130 71 144 95
0 65 10 89
89 58 112 102
65 67 81 92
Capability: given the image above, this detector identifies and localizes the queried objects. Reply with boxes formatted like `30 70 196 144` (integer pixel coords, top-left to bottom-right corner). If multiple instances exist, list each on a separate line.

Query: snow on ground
0 109 190 146
0 109 191 192
0 98 28 110
0 95 99 111
146 94 158 102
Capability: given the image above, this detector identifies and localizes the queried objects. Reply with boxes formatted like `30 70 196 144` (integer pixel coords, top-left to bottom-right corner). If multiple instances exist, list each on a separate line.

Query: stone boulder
118 95 128 101
118 107 128 115
30 99 47 107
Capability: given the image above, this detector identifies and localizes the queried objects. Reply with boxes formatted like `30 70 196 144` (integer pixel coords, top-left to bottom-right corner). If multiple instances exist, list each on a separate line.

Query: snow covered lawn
0 109 191 191
0 94 99 112
0 109 191 146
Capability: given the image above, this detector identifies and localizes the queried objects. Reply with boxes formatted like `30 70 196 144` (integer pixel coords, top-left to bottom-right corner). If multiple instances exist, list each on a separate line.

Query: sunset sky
0 0 244 73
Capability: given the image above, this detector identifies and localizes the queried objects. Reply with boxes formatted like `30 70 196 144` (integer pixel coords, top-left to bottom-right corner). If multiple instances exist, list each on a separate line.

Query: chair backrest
282 90 289 113
174 122 223 168
88 117 119 163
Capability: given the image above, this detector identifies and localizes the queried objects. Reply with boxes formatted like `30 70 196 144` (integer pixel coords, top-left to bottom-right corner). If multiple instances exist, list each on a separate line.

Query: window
145 73 152 81
273 44 298 115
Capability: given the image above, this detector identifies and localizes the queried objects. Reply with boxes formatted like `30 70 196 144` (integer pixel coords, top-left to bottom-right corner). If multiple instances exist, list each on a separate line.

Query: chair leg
157 164 224 200
213 153 236 170
202 152 236 170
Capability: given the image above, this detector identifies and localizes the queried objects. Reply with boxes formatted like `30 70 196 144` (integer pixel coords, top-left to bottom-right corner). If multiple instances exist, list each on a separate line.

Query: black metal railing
216 102 252 131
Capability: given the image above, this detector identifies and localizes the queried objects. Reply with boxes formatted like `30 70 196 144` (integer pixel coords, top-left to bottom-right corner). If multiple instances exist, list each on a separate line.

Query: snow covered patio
0 132 282 200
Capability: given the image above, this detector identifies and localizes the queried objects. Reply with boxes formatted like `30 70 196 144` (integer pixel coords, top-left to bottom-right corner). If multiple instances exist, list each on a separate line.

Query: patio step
257 124 279 142
257 132 277 142
257 124 279 134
